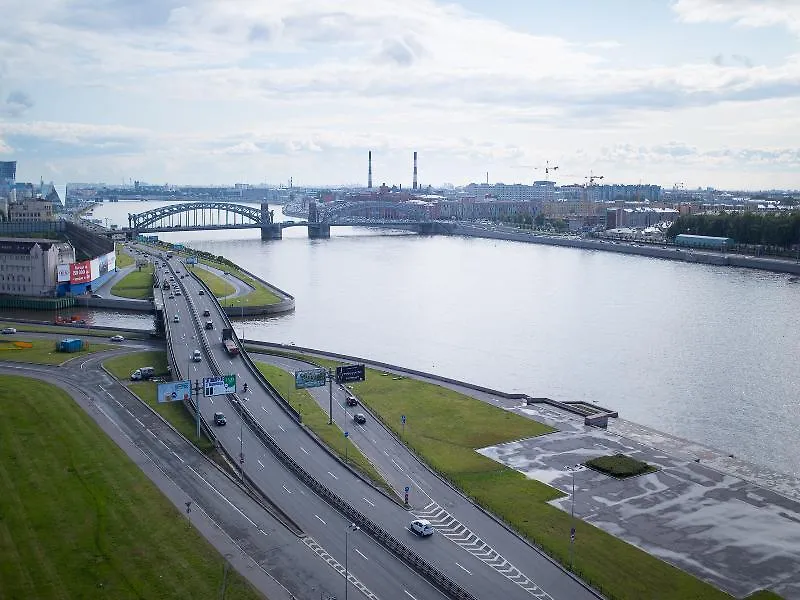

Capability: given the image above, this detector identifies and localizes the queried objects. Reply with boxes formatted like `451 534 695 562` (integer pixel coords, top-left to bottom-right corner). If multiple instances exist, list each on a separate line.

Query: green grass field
271 352 765 600
194 259 280 307
194 266 236 297
0 375 262 600
255 362 395 496
110 264 155 299
103 350 170 380
0 338 112 365
115 243 135 267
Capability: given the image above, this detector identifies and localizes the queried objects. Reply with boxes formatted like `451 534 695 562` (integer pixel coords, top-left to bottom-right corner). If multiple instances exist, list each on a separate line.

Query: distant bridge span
121 200 451 240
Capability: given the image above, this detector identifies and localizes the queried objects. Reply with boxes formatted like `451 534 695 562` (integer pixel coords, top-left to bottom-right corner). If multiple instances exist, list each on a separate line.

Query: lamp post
239 395 248 480
345 523 360 600
566 464 583 571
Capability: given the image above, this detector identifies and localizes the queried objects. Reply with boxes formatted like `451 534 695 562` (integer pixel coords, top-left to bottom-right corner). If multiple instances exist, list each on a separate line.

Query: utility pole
328 368 334 425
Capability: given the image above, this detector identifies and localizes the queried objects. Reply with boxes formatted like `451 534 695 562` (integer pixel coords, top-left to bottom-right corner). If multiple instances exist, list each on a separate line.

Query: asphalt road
151 245 600 600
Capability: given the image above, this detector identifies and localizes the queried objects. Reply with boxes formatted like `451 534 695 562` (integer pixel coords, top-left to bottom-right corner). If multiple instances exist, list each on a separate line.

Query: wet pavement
479 402 800 599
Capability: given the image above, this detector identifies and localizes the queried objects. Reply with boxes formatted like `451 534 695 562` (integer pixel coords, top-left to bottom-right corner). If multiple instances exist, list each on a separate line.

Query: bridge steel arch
128 202 265 230
319 200 431 224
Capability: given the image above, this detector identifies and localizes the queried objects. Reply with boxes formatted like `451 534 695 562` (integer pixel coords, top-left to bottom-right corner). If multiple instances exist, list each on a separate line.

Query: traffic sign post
344 431 349 464
401 414 406 438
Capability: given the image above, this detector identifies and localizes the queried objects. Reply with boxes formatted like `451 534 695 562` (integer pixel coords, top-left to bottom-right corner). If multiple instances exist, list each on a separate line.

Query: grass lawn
115 243 134 267
192 259 280 307
272 352 748 600
104 351 215 453
0 338 112 365
586 453 658 478
194 266 236 297
255 362 395 497
110 264 155 299
0 375 262 600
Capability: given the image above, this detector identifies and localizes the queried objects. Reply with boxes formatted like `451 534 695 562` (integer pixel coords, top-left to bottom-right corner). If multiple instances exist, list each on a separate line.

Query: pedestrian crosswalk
414 501 552 599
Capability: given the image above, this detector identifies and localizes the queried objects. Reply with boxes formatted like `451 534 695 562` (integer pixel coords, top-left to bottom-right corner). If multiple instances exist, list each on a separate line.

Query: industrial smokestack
413 151 418 190
368 151 373 189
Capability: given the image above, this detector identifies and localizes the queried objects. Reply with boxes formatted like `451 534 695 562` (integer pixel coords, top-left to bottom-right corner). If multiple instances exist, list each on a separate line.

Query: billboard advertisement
295 368 327 389
57 264 71 282
203 374 236 397
89 251 116 280
70 260 92 283
157 380 192 404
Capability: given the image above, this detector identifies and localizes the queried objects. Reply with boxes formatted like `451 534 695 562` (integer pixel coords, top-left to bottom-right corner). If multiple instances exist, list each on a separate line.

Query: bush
585 453 657 478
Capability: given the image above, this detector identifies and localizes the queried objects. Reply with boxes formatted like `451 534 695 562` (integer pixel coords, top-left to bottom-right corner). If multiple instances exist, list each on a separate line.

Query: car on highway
173 315 180 323
192 349 202 362
204 320 213 330
410 519 434 537
346 396 358 406
353 413 367 425
2 327 17 334
202 309 211 317
91 293 103 298
175 290 182 296
109 335 124 342
213 412 227 426
198 290 205 295
168 294 174 299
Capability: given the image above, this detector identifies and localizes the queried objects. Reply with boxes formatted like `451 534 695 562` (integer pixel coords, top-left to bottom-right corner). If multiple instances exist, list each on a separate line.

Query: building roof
0 237 68 254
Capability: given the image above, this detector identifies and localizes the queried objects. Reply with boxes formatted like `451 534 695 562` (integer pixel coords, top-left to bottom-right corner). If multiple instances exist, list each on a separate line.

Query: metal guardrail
157 251 478 600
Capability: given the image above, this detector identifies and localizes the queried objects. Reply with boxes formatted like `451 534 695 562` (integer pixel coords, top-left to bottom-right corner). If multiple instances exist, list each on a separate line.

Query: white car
410 519 433 537
2 327 17 334
173 315 180 323
109 335 124 342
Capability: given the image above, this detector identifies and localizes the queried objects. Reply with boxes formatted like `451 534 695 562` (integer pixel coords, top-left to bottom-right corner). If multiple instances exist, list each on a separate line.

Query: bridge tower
260 200 282 240
306 200 330 239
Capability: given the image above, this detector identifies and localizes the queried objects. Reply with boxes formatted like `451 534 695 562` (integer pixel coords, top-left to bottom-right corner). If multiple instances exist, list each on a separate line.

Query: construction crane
533 160 560 181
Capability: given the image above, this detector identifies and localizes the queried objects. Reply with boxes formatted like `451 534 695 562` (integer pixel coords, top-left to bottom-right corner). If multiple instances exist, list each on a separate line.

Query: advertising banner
203 374 237 397
70 260 91 283
157 380 192 404
89 257 100 281
57 264 71 282
294 368 327 389
97 251 114 276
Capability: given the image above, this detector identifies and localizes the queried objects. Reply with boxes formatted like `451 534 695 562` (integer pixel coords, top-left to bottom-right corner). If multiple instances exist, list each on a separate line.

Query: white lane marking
125 408 134 417
114 399 123 408
282 485 292 494
172 451 185 463
404 591 418 600
135 418 144 427
362 497 375 507
391 459 404 472
300 447 309 455
382 449 389 456
354 548 368 561
159 439 170 449
146 429 157 437
327 471 338 480
209 397 214 404
278 424 285 432
315 515 327 525
186 465 260 530
257 459 265 468
262 406 269 414
237 436 241 442
455 562 472 575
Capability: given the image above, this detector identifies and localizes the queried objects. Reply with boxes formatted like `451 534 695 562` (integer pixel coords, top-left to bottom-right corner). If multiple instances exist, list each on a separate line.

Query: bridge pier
260 224 283 240
307 223 330 239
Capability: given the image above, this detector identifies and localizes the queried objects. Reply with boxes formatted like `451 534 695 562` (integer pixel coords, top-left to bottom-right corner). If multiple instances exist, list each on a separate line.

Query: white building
0 238 75 296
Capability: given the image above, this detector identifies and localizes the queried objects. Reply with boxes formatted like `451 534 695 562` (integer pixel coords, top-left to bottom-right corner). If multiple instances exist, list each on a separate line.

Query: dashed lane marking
302 537 379 600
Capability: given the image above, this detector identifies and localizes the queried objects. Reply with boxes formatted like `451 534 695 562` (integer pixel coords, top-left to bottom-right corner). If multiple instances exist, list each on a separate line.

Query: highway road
148 243 601 600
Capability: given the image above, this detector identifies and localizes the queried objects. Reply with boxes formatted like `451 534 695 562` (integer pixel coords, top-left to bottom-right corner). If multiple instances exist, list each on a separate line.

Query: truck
131 366 156 381
222 328 239 356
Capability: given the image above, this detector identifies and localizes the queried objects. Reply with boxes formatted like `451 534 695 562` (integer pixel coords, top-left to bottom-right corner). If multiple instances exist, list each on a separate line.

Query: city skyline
1 0 800 190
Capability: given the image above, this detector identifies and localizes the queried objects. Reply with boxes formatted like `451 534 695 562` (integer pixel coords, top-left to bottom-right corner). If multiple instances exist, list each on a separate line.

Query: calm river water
90 201 800 477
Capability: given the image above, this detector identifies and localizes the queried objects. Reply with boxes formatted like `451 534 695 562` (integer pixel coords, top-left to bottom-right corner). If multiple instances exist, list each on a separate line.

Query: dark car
198 290 205 295
346 396 358 407
353 413 366 425
203 309 211 317
91 293 102 298
213 412 226 426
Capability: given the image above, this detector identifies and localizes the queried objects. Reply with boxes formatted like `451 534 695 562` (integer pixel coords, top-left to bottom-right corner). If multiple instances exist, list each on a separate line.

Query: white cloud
672 0 800 34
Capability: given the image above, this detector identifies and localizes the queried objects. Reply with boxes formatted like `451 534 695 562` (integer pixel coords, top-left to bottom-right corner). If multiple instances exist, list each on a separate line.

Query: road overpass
146 242 601 600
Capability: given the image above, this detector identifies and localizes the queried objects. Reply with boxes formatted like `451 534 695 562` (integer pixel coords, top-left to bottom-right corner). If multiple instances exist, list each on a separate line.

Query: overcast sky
2 0 800 191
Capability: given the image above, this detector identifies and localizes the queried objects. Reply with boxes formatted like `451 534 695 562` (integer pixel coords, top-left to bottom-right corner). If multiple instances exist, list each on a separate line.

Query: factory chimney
413 151 418 190
368 151 373 189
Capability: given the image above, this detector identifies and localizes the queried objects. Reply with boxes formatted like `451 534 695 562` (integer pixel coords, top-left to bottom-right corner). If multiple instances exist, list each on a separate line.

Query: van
131 366 155 381
192 350 202 362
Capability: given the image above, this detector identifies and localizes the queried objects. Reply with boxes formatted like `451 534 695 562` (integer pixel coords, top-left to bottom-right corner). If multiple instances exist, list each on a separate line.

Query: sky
2 0 800 191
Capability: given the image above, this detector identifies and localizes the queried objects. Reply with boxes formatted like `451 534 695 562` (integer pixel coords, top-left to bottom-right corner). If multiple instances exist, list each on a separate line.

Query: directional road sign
335 363 365 384
203 374 237 397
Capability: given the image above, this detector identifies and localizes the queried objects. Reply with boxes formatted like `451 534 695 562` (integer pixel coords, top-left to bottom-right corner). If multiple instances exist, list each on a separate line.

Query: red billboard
70 260 92 284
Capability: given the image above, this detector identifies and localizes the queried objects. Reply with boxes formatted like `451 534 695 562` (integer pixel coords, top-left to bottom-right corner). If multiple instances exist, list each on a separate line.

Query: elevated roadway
148 243 601 600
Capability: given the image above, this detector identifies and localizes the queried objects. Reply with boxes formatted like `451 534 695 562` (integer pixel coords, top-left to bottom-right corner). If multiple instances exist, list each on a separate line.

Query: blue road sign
401 415 406 424
405 486 410 492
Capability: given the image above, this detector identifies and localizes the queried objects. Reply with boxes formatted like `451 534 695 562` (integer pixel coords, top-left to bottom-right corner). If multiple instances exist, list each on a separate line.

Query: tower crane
533 160 560 181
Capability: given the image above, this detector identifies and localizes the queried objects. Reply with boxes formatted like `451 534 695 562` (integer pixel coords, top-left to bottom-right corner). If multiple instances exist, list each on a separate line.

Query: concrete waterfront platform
479 403 800 600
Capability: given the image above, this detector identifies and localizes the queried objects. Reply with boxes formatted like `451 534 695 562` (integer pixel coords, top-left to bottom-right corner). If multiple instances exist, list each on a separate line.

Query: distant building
0 161 16 185
0 237 75 296
9 197 55 222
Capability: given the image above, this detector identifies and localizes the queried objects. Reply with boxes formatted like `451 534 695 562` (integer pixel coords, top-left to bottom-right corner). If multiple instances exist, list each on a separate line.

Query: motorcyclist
242 383 248 393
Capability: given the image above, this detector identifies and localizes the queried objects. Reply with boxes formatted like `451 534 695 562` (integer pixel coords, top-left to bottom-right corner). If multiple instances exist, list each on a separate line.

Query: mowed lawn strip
115 243 134 267
193 259 280 306
283 353 745 600
0 338 112 365
193 266 236 297
0 376 262 600
104 352 214 453
255 362 395 497
110 264 155 299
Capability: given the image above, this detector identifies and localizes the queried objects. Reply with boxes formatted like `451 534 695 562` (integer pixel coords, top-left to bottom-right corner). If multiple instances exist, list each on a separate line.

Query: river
87 200 800 477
